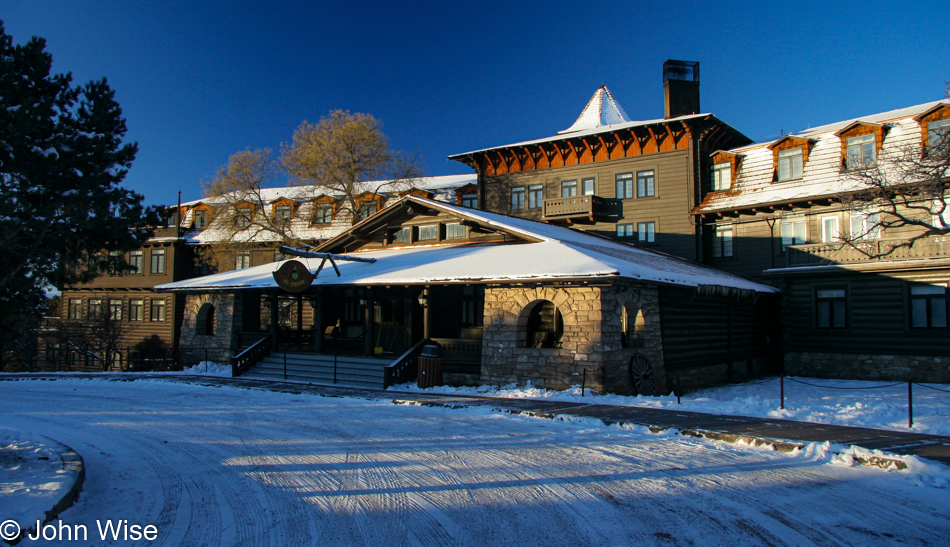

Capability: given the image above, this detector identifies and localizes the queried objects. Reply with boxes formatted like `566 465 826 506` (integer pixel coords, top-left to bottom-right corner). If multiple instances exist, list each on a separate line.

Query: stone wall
479 282 666 394
598 283 666 395
481 285 605 390
178 293 241 364
786 352 950 383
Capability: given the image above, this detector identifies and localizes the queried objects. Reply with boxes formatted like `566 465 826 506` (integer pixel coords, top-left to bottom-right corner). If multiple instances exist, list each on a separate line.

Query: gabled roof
157 196 776 294
558 85 631 134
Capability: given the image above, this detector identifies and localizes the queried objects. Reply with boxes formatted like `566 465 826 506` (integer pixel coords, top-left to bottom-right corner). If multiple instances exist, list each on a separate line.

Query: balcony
542 195 607 223
786 236 950 267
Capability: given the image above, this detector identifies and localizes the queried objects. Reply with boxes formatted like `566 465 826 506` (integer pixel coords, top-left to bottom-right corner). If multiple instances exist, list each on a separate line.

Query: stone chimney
663 60 700 119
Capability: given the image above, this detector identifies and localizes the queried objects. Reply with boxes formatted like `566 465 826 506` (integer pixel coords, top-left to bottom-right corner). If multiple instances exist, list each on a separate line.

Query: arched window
621 302 646 348
525 300 563 348
196 303 215 336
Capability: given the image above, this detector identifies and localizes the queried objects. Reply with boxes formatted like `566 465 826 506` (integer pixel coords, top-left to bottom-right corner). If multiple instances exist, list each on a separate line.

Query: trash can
417 343 444 388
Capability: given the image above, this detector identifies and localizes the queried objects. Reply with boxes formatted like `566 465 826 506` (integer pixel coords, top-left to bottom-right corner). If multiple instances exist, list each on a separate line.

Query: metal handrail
383 338 429 388
231 334 272 377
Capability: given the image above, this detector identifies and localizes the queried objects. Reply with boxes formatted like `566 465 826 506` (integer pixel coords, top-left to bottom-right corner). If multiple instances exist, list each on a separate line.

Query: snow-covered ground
1 377 948 545
0 429 76 533
394 376 950 436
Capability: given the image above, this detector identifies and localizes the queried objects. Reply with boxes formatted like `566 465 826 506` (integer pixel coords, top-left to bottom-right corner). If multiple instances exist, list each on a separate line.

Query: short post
780 374 785 410
908 381 913 429
581 368 587 397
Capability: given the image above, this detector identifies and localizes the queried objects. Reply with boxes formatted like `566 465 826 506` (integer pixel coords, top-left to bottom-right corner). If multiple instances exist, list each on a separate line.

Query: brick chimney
663 60 700 119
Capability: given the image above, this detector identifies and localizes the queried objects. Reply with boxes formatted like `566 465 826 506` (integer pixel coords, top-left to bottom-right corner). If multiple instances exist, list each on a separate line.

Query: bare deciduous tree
281 110 422 223
839 115 950 257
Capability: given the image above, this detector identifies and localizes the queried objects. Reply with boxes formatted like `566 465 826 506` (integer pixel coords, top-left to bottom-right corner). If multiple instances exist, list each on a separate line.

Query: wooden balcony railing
542 195 606 222
786 236 950 267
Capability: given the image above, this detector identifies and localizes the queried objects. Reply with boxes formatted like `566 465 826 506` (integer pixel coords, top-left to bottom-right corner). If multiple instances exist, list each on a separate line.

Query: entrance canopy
156 196 776 295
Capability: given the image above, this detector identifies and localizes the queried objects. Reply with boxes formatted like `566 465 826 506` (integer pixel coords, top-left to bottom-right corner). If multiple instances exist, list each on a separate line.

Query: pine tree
0 21 158 335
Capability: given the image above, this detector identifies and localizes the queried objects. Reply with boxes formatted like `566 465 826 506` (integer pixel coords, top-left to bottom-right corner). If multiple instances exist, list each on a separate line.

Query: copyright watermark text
1 519 158 542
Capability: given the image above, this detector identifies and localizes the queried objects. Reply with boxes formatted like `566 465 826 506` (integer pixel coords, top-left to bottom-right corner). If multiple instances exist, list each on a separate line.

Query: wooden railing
542 195 605 221
383 338 428 388
231 335 272 377
787 236 950 267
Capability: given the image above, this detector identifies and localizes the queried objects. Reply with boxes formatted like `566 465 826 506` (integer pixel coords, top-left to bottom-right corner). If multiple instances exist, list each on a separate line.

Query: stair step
241 352 392 389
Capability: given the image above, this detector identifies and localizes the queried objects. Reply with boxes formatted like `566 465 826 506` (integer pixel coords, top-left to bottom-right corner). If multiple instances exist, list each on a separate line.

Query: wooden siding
781 268 950 357
482 149 701 261
658 288 779 371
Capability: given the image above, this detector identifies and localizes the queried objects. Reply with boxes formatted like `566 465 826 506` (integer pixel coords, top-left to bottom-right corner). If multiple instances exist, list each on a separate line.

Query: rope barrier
784 377 904 390
914 383 950 394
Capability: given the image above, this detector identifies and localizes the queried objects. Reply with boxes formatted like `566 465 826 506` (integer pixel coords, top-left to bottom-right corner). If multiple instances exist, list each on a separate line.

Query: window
107 250 122 276
636 170 655 198
821 216 840 243
417 224 439 241
712 224 734 258
561 180 578 197
68 299 82 320
273 248 284 262
461 193 478 208
850 210 881 240
582 177 596 196
194 209 208 229
616 173 634 199
846 134 876 169
235 251 251 270
778 148 804 181
129 250 143 274
235 207 253 228
274 204 292 225
460 286 483 327
109 300 122 321
445 222 466 239
525 300 562 348
312 204 333 225
150 299 166 322
928 119 950 153
392 226 411 244
816 288 847 329
621 302 646 348
150 249 165 274
910 284 948 328
711 162 731 191
510 186 526 210
935 197 950 229
780 215 807 249
88 299 102 318
617 224 635 239
357 201 377 221
129 300 144 322
637 221 656 244
527 185 543 209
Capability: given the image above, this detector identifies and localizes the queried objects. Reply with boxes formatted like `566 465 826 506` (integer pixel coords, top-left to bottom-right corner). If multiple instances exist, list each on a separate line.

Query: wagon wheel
629 355 656 396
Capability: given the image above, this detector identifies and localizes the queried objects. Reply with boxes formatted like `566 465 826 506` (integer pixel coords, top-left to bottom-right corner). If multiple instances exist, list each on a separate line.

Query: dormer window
777 148 803 181
274 204 292 225
928 119 950 152
312 204 333 225
768 136 813 182
846 134 876 168
711 162 731 191
835 122 887 170
235 207 253 228
194 209 208 229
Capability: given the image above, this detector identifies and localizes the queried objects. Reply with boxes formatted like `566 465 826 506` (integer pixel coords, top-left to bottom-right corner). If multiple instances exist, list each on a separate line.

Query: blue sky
4 1 948 206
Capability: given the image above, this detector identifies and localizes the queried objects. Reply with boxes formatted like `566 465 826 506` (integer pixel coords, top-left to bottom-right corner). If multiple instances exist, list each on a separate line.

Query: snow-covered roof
179 174 476 208
558 85 631 134
157 196 776 294
694 100 950 214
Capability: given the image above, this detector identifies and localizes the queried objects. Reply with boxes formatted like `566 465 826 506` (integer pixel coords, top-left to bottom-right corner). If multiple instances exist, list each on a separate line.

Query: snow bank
0 429 75 530
391 376 950 436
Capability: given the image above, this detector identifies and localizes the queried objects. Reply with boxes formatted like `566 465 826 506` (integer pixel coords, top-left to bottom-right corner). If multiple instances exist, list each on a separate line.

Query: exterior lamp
417 291 428 308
